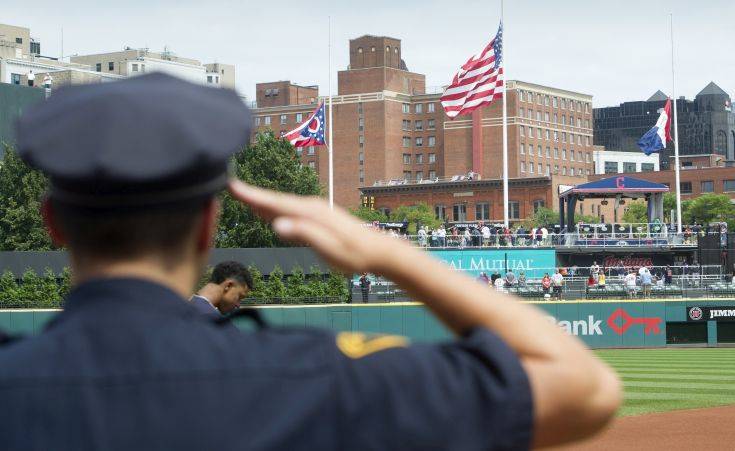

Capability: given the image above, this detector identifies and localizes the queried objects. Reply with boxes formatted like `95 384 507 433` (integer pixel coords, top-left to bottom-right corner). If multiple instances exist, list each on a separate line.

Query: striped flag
441 23 503 118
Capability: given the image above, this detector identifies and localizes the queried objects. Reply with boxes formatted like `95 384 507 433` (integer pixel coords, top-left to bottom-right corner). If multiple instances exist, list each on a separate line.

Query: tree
389 203 442 233
0 271 19 308
0 145 53 251
683 194 735 229
216 131 322 248
325 270 349 300
265 265 287 299
524 207 557 228
246 265 267 300
349 206 388 223
622 202 648 224
285 265 310 299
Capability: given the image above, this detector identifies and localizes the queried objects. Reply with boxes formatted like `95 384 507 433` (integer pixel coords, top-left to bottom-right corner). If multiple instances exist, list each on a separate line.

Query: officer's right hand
228 179 409 275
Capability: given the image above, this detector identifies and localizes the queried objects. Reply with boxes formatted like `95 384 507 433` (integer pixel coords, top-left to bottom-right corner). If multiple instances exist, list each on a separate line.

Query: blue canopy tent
558 175 670 230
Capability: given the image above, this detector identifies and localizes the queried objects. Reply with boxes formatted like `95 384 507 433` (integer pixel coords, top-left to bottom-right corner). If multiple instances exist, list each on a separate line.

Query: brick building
360 174 582 224
251 35 595 208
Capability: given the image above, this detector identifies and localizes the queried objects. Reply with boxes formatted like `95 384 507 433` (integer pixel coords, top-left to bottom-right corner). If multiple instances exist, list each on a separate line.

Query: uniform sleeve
332 328 533 451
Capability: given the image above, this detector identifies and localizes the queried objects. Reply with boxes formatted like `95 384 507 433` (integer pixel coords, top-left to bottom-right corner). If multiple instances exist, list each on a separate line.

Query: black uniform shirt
0 278 533 450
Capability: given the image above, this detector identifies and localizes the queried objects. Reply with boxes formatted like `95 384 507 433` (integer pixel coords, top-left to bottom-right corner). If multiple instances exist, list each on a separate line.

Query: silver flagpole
501 0 509 227
670 13 682 233
328 16 335 209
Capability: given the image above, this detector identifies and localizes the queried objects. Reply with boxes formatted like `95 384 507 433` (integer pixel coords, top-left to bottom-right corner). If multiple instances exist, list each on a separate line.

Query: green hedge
1 265 350 309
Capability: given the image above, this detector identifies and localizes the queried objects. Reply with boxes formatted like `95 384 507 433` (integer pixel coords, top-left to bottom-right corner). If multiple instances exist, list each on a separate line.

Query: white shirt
551 273 563 286
481 226 490 238
437 228 446 238
27 71 35 81
638 267 648 276
418 229 427 238
625 273 637 287
494 277 504 290
541 228 549 238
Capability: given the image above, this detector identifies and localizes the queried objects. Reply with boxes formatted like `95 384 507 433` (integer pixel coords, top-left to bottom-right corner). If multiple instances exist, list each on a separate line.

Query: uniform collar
61 277 196 318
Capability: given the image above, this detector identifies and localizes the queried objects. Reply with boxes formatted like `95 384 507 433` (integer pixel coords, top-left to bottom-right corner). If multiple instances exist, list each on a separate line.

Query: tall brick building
251 35 595 213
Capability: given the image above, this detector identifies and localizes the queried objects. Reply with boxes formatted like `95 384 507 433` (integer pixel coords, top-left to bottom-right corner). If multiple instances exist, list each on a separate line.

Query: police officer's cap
16 72 251 209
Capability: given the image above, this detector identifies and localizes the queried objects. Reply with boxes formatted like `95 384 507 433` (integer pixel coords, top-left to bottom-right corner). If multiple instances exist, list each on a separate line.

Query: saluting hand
228 179 405 275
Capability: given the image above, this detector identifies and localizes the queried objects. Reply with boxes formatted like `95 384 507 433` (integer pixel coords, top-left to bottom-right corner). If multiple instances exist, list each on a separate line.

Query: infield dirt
549 404 735 451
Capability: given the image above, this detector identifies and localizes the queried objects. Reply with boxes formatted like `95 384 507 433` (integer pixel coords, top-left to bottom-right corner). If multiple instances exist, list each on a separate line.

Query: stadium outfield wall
3 299 733 348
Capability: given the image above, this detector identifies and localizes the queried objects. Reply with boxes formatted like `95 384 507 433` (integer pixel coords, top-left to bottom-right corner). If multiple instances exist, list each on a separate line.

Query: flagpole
328 16 335 209
501 0 509 228
670 13 682 234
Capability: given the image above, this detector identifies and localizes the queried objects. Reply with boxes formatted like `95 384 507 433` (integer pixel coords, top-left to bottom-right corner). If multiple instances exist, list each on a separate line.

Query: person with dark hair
192 261 252 315
0 73 621 451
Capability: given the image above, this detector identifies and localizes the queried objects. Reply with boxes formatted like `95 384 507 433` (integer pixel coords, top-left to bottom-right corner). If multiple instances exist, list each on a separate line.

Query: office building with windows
592 146 659 174
251 34 595 211
593 83 735 169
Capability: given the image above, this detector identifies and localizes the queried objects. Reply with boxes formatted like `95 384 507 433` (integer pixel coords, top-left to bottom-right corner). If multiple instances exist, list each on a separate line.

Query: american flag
283 102 326 147
441 23 503 118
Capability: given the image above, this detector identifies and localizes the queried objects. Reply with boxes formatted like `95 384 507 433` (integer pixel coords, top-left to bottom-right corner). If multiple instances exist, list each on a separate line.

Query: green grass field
596 348 735 416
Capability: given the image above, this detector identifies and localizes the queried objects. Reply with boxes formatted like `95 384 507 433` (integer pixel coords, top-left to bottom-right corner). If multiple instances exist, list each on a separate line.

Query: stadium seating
707 283 735 298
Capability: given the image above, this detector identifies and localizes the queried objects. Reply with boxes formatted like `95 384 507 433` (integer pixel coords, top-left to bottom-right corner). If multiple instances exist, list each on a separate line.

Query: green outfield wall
2 299 734 347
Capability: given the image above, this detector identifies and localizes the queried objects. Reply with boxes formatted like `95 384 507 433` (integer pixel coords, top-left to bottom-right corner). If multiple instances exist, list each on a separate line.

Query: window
386 45 390 52
520 144 525 155
428 136 436 147
701 181 714 192
402 119 410 131
527 109 533 119
554 164 559 173
545 112 550 122
414 153 424 164
562 167 567 175
553 131 558 142
561 99 567 109
307 146 315 155
527 127 533 138
641 163 655 172
554 148 559 159
108 62 114 71
536 111 542 121
537 145 542 156
402 103 410 113
359 152 364 166
358 135 364 147
533 199 545 212
427 103 435 113
435 204 446 220
140 64 145 72
570 150 575 161
520 108 525 118
415 137 423 147
416 171 423 181
521 162 526 173
569 133 574 144
371 46 375 52
546 165 550 176
553 113 558 123
577 168 583 176
255 117 261 126
623 162 636 173
95 63 101 72
585 153 590 163
403 154 411 164
562 149 567 160
538 163 542 174
415 120 423 131
296 113 303 122
453 204 467 221
15 37 22 44
308 161 316 169
264 116 271 125
577 135 582 145
545 147 550 157
10 73 20 85
585 136 590 146
402 136 410 147
545 130 550 140
403 171 412 181
509 201 520 219
358 102 363 114
358 47 363 53
132 63 139 72
520 126 525 137
584 120 590 129
475 203 490 220
529 162 534 173
537 128 542 138
680 182 692 194
604 161 618 174
415 104 423 114
280 115 287 125
427 119 435 129
359 169 364 183
429 153 436 163
207 75 213 83
429 170 437 179
562 132 567 143
296 147 303 156
544 96 549 106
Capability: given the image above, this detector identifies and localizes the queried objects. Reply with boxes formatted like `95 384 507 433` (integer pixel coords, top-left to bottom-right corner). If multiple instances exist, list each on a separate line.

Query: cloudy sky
3 0 733 107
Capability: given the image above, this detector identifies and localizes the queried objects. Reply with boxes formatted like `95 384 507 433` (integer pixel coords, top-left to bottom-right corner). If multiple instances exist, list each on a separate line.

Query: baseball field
556 348 735 450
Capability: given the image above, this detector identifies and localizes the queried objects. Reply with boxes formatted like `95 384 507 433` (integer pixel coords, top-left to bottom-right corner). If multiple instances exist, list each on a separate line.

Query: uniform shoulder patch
336 332 409 359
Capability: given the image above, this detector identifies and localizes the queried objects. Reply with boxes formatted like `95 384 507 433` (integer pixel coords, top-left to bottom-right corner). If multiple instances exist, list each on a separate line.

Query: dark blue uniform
2 73 534 450
0 278 532 450
190 294 222 317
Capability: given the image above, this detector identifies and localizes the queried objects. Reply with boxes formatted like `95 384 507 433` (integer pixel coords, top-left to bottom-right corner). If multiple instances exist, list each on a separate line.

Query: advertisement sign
427 248 556 278
687 306 735 322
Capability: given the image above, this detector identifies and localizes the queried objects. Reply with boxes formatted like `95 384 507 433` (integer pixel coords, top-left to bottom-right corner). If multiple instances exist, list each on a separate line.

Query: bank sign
428 248 556 278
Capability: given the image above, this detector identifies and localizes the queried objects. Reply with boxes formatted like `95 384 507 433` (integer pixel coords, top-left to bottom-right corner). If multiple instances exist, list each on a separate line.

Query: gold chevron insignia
336 332 409 359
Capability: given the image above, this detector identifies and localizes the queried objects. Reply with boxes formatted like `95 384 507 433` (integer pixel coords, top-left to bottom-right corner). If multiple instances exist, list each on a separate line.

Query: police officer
192 260 252 316
0 73 621 450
